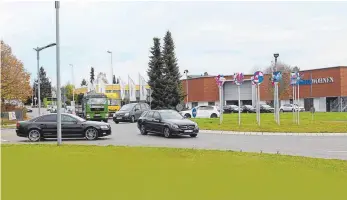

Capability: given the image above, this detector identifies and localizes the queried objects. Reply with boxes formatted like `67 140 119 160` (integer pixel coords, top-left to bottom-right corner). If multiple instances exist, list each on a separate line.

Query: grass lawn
193 112 347 133
2 145 347 200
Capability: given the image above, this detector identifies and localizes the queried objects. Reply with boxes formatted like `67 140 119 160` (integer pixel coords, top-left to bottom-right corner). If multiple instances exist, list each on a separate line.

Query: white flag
139 74 147 101
128 75 136 102
119 77 125 100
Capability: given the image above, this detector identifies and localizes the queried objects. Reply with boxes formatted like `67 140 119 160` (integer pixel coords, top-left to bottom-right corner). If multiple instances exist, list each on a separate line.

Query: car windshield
73 115 86 122
87 98 107 105
120 104 135 111
160 110 184 120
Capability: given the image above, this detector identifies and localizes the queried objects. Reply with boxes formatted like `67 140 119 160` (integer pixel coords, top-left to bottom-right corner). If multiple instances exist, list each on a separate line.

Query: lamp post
184 69 189 109
33 43 56 116
107 50 113 84
70 64 74 102
273 53 279 124
55 1 62 145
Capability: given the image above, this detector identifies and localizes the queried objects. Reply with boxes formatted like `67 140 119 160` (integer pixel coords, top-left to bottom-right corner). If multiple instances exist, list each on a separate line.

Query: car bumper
113 116 131 122
98 129 111 137
16 130 27 137
170 128 199 136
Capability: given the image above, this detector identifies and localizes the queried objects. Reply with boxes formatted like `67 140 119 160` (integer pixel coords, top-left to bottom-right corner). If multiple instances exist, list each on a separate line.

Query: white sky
1 1 347 87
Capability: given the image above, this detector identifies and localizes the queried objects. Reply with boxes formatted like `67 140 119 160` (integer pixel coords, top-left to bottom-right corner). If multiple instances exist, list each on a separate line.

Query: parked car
260 104 274 113
113 102 150 124
179 105 220 118
16 113 111 142
242 105 256 113
223 105 242 113
280 104 305 112
137 109 199 138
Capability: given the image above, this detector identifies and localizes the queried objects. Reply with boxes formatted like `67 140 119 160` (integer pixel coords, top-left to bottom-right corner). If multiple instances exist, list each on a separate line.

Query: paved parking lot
2 119 347 160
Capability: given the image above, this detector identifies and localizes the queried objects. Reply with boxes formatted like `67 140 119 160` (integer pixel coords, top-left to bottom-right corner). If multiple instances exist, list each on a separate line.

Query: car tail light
16 121 20 129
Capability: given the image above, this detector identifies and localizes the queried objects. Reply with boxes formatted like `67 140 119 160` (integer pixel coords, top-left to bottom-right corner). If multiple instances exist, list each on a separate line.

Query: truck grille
91 108 104 111
180 125 195 130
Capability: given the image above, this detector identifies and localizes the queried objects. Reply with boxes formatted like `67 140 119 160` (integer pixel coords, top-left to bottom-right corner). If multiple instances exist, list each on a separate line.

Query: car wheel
130 116 135 123
85 127 98 140
163 127 171 138
28 129 41 142
184 114 191 118
280 109 284 112
210 113 218 118
190 134 197 138
140 125 147 135
115 121 119 124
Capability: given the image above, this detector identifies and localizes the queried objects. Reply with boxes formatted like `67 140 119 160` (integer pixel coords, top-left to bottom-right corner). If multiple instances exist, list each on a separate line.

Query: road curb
199 130 347 136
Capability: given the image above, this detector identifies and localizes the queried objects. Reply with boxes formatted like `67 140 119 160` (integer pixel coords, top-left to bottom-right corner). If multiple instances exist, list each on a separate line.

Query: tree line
147 30 184 110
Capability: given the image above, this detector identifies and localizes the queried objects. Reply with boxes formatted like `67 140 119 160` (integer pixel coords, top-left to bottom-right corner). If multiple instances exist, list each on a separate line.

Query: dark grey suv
113 103 150 124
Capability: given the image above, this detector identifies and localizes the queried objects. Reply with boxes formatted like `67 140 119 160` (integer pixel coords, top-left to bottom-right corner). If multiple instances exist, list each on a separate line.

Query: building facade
181 66 347 112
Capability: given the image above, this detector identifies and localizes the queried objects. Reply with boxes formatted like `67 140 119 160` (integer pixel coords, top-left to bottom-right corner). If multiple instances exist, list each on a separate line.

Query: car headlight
125 113 129 117
86 114 90 118
194 122 198 129
171 124 179 129
100 125 109 130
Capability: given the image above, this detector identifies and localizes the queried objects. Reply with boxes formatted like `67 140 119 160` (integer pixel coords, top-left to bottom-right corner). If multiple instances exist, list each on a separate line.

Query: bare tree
264 61 299 99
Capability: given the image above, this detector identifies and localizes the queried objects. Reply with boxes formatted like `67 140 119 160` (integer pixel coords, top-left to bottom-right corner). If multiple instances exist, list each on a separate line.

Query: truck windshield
109 99 120 106
87 98 107 105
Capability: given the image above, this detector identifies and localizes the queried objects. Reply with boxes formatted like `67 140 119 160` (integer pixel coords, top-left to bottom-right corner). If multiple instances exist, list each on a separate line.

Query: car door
133 104 142 120
62 114 83 137
144 111 154 131
35 114 57 137
151 111 163 133
196 106 206 118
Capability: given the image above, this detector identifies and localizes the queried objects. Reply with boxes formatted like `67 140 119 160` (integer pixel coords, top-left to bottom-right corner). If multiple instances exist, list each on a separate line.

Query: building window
208 102 215 106
192 102 198 108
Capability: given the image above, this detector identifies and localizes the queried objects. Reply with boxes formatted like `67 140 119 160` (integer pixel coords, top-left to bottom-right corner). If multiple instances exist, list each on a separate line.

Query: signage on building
311 77 334 84
299 77 334 85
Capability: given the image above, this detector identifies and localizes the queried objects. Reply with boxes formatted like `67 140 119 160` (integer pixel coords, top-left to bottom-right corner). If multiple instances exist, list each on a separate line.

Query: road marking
327 151 347 153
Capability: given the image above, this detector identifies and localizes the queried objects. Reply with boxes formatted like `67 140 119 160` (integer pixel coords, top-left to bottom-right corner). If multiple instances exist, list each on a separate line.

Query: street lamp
70 64 75 102
184 69 189 108
273 53 279 124
33 43 56 116
107 50 113 84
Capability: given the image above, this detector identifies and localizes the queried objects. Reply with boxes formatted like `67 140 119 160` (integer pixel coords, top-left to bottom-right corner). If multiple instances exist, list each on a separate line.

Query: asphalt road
2 119 347 160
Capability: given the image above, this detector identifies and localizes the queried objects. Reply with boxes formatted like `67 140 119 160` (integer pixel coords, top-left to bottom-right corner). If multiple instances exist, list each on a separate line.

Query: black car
260 104 274 113
113 102 150 124
16 113 111 142
223 105 242 113
137 109 199 138
242 105 256 113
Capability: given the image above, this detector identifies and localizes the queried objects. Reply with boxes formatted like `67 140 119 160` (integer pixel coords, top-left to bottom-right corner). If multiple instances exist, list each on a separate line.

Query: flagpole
238 85 241 126
258 85 261 126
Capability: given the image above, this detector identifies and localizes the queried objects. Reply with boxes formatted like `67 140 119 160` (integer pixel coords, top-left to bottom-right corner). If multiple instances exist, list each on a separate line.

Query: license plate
184 130 193 133
95 114 100 116
117 117 122 119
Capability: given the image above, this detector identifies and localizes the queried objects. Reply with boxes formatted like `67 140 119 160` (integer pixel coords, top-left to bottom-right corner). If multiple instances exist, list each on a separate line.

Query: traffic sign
192 107 197 118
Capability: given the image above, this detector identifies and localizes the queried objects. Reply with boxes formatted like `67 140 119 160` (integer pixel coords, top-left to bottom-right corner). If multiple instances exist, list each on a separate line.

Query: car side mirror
154 118 161 122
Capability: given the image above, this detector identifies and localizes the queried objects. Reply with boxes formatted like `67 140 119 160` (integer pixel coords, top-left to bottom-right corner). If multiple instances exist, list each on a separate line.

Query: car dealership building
181 66 347 112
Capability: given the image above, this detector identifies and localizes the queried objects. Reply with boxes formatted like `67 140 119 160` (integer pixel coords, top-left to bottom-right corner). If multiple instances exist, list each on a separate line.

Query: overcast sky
1 1 347 87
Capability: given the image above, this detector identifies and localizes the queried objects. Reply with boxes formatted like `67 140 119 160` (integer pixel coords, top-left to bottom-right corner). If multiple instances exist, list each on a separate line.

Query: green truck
76 91 109 122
